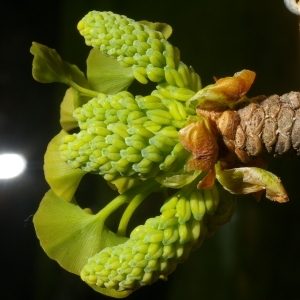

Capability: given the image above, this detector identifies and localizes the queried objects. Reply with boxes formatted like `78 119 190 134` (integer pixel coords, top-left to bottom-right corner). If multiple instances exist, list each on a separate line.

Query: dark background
1 0 299 299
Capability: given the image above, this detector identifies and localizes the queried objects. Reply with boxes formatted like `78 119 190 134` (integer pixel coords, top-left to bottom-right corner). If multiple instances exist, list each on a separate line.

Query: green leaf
139 21 173 39
59 88 78 131
59 88 92 130
73 89 92 109
44 130 86 201
33 179 161 298
33 190 128 275
31 42 89 88
86 48 135 94
216 166 288 203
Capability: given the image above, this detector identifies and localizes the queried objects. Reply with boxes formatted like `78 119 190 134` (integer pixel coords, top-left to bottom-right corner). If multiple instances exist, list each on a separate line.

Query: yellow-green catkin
77 11 201 90
80 185 236 292
59 91 194 185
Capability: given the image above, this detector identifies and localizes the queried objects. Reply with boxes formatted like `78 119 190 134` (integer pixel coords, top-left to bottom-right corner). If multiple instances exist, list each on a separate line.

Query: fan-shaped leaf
31 42 88 88
86 48 135 94
33 190 128 275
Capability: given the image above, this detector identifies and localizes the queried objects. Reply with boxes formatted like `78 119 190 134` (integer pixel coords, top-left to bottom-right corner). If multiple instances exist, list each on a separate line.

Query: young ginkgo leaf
33 190 129 275
30 42 89 88
86 48 135 94
44 130 86 201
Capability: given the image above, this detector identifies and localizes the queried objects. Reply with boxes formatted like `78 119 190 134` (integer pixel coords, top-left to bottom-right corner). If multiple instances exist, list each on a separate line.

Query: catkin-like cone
77 10 201 89
80 185 236 292
59 90 195 189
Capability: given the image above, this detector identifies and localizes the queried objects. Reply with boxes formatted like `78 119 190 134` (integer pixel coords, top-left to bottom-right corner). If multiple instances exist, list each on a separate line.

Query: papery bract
189 70 256 108
216 166 288 202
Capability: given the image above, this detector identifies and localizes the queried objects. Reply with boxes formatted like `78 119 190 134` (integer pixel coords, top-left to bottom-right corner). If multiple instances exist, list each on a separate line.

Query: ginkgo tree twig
31 9 298 298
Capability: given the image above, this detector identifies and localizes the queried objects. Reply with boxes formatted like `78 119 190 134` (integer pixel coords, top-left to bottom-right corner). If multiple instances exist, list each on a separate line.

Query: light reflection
0 153 26 179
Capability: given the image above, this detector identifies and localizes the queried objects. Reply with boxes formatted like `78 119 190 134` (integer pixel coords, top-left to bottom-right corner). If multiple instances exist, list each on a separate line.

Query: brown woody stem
200 92 300 165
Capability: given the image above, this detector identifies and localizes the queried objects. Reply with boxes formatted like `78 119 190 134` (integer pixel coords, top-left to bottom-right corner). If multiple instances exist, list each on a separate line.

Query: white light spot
0 153 26 179
284 0 300 15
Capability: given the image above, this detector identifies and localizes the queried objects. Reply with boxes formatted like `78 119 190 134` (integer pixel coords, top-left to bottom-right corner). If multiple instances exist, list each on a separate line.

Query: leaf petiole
96 178 160 233
70 81 99 98
117 192 150 237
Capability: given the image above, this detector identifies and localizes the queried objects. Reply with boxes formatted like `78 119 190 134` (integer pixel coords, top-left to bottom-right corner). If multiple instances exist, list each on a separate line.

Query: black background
1 0 300 299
